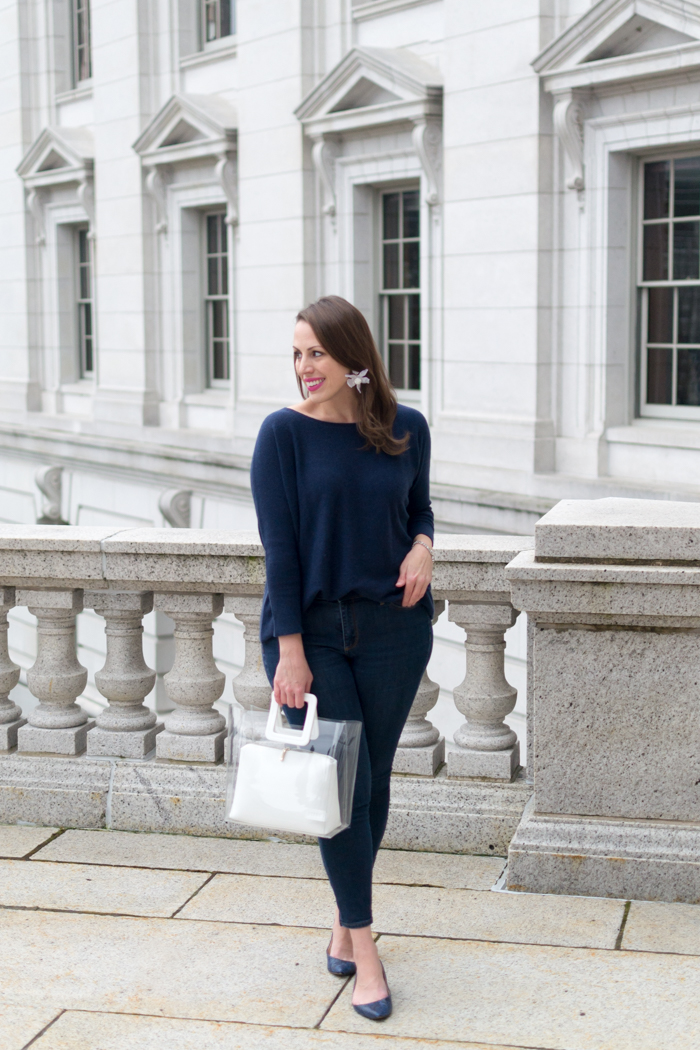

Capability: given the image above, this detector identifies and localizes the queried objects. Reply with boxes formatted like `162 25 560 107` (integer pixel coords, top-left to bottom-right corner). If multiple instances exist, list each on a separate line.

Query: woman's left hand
396 537 433 607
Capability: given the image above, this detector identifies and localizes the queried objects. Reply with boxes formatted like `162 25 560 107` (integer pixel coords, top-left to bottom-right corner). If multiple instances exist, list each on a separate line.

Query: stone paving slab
623 900 700 956
0 910 339 1028
322 935 700 1049
32 1011 512 1050
0 824 59 858
33 829 504 889
179 873 625 950
0 858 209 918
0 1003 61 1050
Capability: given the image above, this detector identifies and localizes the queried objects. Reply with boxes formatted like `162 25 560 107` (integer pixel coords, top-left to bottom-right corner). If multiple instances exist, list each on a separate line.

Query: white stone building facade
3 0 700 741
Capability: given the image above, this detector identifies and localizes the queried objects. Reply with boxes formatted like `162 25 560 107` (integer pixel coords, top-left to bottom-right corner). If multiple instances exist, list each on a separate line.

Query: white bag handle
265 693 319 746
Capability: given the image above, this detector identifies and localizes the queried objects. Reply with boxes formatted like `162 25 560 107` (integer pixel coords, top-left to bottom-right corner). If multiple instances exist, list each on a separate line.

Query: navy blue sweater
251 405 434 642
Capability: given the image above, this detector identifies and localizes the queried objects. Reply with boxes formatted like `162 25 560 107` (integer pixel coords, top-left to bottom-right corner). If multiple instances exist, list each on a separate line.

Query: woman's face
293 320 350 404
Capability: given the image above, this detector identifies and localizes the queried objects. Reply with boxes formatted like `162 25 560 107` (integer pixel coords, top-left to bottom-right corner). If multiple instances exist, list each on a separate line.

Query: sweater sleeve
250 418 304 636
406 415 434 542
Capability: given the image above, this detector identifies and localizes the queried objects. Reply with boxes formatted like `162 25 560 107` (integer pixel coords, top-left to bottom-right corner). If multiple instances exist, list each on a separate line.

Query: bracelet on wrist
412 539 433 559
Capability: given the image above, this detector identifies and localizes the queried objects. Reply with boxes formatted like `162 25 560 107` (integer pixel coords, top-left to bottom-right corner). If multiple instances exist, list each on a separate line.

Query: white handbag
227 694 343 837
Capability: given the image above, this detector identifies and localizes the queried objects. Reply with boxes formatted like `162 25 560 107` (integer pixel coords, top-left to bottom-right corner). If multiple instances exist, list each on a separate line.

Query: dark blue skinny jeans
262 596 433 929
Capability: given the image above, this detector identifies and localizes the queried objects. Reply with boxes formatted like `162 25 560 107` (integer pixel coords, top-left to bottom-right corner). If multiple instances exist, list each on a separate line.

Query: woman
250 295 433 1021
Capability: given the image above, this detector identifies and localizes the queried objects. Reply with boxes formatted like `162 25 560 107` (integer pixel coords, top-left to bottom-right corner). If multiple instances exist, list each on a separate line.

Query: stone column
0 587 25 750
446 601 520 779
85 591 162 758
154 593 226 762
16 589 93 755
225 596 271 720
393 600 445 775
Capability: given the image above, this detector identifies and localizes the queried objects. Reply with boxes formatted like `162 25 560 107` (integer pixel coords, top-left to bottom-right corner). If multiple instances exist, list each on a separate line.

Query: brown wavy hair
295 296 409 455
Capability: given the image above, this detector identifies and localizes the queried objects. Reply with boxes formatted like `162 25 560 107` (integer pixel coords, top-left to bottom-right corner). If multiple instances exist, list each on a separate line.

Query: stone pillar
393 600 445 775
225 596 271 720
0 587 25 750
446 601 520 779
506 497 700 903
16 589 93 755
85 591 162 758
154 592 226 762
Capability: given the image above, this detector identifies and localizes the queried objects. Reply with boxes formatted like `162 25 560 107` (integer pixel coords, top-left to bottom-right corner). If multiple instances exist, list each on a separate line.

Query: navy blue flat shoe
326 936 356 977
352 964 392 1021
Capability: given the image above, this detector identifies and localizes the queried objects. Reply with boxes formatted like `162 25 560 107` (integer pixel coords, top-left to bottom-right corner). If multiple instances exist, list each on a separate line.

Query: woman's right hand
273 634 313 708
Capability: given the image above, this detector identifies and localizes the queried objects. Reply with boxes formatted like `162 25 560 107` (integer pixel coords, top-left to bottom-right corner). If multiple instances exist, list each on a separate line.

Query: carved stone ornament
159 489 192 529
145 165 169 234
311 137 340 218
215 152 238 227
26 188 46 246
35 465 68 524
412 119 442 206
553 93 584 192
77 177 95 238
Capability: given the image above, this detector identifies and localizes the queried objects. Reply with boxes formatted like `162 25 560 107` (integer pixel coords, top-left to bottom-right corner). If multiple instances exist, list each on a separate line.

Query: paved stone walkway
0 825 698 1049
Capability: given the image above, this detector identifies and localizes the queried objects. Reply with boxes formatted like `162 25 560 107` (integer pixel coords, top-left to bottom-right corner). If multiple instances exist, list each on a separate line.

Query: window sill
183 390 231 406
55 81 93 104
352 0 439 21
607 419 700 452
180 38 237 68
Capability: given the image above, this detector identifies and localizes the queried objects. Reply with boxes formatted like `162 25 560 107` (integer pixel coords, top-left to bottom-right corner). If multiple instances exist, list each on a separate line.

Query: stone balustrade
0 526 532 777
0 502 695 906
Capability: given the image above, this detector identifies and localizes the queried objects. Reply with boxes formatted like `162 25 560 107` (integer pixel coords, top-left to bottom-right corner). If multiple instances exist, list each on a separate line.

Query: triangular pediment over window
133 93 237 165
17 126 94 187
534 0 700 90
296 47 442 135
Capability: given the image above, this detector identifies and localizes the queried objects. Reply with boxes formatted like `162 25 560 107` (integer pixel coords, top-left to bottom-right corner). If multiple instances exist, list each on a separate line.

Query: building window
380 188 420 391
72 0 91 84
202 0 234 44
205 213 230 384
641 155 700 415
77 228 94 377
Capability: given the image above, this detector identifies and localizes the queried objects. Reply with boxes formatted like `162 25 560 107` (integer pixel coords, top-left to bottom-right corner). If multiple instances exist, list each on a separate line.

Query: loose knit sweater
251 404 434 642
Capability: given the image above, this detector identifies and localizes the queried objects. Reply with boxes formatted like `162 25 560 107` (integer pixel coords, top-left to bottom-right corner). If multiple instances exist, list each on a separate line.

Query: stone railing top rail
0 526 534 601
535 497 700 562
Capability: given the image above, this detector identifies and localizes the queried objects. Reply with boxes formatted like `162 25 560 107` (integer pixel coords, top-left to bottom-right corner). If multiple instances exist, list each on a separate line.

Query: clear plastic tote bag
226 694 361 839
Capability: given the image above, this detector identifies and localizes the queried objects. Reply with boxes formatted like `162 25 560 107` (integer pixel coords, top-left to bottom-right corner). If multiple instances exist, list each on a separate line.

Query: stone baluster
154 593 226 762
84 591 162 758
0 587 25 750
16 589 93 755
446 601 520 779
225 596 271 722
393 600 445 775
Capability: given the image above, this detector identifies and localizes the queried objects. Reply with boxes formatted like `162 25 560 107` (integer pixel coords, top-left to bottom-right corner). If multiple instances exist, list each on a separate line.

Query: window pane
678 348 700 404
646 346 673 404
220 252 228 296
207 214 219 254
212 300 227 339
647 286 673 343
208 256 219 295
408 295 420 341
403 241 420 288
678 286 700 343
403 190 420 239
383 193 400 241
84 338 93 374
220 0 232 36
673 221 700 280
383 243 400 289
213 342 229 380
644 161 670 220
388 344 404 388
388 295 404 339
643 223 668 281
78 229 88 263
408 344 420 390
674 157 700 218
83 302 92 339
